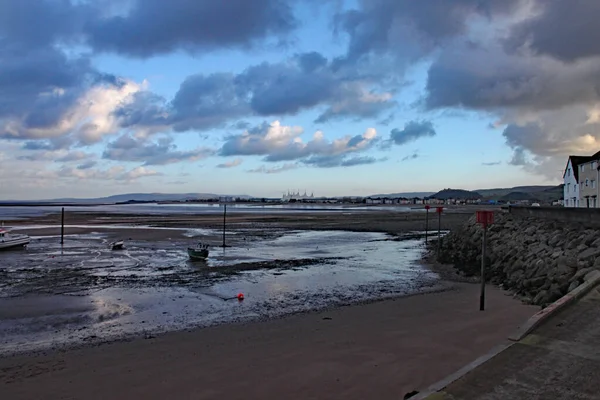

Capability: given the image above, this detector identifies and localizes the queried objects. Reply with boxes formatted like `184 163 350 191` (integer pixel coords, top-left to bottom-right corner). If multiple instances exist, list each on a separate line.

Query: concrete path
422 286 600 399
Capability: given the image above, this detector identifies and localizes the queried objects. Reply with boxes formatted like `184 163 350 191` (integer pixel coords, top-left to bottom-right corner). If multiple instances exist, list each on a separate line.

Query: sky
1 0 599 200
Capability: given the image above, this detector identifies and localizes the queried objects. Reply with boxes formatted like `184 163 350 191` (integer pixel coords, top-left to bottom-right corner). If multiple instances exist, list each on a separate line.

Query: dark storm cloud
424 42 600 112
102 135 214 166
0 44 93 123
84 0 297 57
506 0 600 62
335 0 523 63
0 0 92 48
390 121 436 145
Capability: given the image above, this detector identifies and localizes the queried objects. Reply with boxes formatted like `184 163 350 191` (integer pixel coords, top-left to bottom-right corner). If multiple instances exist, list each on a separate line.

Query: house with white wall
563 151 600 207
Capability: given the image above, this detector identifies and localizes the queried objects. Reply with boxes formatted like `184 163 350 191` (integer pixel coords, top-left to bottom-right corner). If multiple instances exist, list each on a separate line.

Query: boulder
578 247 600 262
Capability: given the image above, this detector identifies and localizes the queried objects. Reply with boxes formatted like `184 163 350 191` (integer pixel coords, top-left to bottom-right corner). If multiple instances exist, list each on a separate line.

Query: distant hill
430 188 482 200
475 185 558 198
11 193 253 204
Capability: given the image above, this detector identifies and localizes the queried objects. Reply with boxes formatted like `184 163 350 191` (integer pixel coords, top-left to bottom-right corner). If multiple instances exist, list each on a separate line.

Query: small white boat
0 228 30 250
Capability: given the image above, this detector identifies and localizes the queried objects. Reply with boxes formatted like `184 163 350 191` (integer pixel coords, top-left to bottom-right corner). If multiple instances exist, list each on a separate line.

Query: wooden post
480 224 487 311
222 204 227 247
60 207 65 245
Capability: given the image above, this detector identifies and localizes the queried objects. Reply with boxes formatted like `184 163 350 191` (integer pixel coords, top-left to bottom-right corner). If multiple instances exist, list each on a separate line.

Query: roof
564 151 600 181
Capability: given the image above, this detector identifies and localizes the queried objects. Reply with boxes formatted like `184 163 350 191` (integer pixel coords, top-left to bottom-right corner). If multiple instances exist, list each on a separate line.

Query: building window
593 180 597 189
593 162 597 170
582 164 586 172
586 179 590 187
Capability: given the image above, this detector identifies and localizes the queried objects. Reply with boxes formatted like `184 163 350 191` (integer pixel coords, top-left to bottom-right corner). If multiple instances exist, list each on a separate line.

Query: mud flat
0 222 444 355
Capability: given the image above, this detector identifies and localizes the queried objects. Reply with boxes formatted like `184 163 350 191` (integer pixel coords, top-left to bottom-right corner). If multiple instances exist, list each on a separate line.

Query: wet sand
0 283 537 400
6 208 475 236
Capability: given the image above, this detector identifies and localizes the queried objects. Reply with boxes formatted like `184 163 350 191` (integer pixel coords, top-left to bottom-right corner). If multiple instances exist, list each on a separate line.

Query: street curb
410 271 600 400
508 270 600 342
410 343 513 400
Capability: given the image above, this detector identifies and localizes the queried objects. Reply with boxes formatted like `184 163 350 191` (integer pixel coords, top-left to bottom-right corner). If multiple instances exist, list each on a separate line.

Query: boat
187 242 209 260
0 228 30 250
110 240 124 250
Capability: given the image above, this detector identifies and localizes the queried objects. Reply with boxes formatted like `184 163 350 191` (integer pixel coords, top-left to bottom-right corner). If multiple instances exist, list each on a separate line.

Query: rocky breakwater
434 212 600 306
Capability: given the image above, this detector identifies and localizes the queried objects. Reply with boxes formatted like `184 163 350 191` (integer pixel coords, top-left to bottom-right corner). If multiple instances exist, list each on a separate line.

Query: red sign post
476 211 494 310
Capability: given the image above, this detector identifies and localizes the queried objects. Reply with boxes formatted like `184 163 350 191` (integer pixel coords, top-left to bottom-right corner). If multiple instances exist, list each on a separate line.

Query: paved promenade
422 286 600 399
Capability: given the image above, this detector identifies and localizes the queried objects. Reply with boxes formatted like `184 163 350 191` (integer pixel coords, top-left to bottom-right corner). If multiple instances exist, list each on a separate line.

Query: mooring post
480 223 487 311
60 207 65 245
425 205 430 244
436 207 442 257
222 203 227 247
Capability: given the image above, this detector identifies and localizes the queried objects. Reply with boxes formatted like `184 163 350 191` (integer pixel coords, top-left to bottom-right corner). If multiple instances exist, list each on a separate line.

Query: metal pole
222 204 227 247
60 207 65 245
425 209 429 244
480 224 487 311
436 211 441 257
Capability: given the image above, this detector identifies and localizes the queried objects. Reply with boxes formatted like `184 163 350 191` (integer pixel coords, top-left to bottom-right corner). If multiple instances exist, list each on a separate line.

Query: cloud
247 163 297 174
390 120 436 145
219 121 379 165
334 0 523 66
217 159 243 169
103 135 214 166
56 151 94 163
57 165 162 182
482 161 501 166
77 160 97 170
424 42 600 113
84 0 297 58
401 152 419 161
113 52 396 133
505 1 600 62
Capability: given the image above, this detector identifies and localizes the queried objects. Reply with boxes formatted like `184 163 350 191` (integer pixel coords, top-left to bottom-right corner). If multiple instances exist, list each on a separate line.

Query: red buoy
237 293 245 301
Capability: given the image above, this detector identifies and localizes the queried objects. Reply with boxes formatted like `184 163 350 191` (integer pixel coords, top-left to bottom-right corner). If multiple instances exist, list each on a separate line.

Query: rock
591 237 600 248
570 267 593 283
533 290 547 304
595 257 600 268
578 247 600 262
568 281 580 292
584 233 597 246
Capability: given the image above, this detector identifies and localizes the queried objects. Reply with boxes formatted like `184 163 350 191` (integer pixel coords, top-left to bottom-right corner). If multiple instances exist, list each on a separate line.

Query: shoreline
0 279 457 359
0 282 537 399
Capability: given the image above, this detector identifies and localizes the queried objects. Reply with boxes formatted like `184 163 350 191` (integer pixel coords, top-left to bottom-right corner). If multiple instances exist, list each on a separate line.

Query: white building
563 152 600 207
563 156 586 207
282 190 315 202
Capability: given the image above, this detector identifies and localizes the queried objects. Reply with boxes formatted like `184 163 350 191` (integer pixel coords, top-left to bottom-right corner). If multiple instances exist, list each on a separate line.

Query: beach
0 284 537 400
0 205 536 399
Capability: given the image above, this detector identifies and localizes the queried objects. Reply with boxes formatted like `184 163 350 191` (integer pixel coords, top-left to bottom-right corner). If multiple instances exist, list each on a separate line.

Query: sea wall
509 205 600 227
436 211 600 306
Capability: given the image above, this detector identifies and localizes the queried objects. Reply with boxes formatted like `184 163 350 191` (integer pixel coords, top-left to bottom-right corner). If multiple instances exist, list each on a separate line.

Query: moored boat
0 228 30 250
110 240 124 250
187 242 209 260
